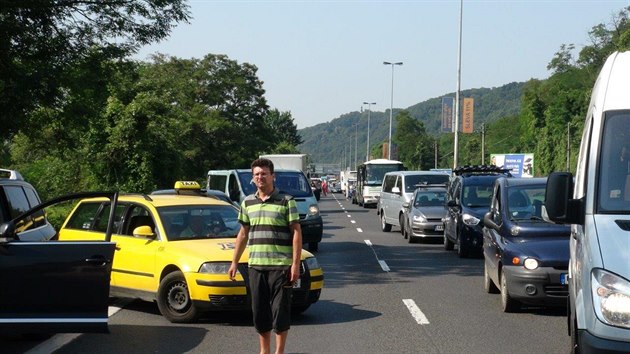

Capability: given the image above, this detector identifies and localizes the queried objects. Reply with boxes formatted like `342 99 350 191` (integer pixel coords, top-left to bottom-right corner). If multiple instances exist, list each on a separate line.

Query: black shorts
248 267 292 333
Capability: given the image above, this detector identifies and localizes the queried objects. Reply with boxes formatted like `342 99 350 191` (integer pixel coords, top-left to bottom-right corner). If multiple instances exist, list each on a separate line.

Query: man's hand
290 263 300 283
228 262 238 281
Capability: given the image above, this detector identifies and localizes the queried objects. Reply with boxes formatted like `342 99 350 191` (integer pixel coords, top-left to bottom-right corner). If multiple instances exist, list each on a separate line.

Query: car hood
508 236 570 264
413 206 447 219
593 214 630 278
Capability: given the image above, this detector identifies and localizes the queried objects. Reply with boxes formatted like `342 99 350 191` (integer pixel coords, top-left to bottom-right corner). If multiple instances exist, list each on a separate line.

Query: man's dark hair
251 158 274 174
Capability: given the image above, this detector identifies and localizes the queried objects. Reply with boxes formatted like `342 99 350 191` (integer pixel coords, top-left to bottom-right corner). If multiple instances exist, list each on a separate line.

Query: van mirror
545 172 582 224
392 187 401 194
483 211 499 231
402 202 410 209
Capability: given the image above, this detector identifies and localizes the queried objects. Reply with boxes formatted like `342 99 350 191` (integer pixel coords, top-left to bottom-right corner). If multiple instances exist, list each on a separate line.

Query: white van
545 51 630 353
378 171 449 232
207 169 323 252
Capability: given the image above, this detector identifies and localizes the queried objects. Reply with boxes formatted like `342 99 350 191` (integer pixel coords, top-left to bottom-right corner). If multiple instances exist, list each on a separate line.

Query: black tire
569 298 580 354
500 271 519 313
403 220 409 240
157 271 199 323
308 242 319 252
456 230 469 258
380 212 392 232
484 261 499 294
399 214 406 236
443 233 454 250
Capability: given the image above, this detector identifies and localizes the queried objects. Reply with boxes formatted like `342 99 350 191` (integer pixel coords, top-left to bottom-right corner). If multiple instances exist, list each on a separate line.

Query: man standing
228 158 302 354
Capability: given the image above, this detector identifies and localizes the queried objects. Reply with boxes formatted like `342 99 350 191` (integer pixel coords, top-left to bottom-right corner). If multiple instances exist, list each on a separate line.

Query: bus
354 159 404 207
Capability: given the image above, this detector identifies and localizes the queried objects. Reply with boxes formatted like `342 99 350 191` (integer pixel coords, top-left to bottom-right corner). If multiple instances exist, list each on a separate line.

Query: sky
135 0 630 129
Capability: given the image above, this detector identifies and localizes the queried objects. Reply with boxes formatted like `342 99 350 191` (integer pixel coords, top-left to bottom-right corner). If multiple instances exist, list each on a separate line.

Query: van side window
228 174 240 201
598 111 630 212
208 175 227 192
383 175 395 193
395 176 402 191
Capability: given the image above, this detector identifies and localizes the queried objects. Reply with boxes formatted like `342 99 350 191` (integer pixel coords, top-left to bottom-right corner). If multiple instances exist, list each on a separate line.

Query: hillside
298 81 525 164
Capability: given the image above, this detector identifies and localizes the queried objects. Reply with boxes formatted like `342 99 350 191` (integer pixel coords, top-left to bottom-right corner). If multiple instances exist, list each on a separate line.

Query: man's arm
228 224 249 280
289 222 303 283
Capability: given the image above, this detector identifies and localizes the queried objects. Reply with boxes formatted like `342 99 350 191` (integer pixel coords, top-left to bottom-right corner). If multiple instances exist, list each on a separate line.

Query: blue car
482 177 571 312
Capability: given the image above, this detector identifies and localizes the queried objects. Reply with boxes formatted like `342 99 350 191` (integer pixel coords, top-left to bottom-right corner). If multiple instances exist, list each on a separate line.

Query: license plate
560 273 568 285
293 279 301 288
435 225 444 231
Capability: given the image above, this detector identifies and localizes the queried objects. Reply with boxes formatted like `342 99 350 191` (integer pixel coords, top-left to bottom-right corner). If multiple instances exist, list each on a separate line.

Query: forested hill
298 81 525 164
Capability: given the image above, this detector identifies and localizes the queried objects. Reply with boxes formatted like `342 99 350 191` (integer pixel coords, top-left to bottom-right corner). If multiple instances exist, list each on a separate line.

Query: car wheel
456 231 469 258
403 220 409 240
292 304 310 314
380 212 392 232
500 271 519 313
399 214 406 236
443 232 454 250
484 261 499 294
157 271 199 323
308 242 319 252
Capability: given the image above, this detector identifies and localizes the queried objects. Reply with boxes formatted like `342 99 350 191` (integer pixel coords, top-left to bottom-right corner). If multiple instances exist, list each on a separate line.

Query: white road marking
403 299 430 325
351 220 356 224
356 228 363 232
347 214 351 217
364 239 372 246
378 260 390 272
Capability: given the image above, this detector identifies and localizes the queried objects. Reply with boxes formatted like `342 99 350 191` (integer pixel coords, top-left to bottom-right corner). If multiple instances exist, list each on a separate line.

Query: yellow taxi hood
162 238 315 264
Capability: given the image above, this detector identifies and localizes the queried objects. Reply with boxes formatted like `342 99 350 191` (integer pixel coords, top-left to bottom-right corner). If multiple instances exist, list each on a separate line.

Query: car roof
385 170 449 176
82 194 233 208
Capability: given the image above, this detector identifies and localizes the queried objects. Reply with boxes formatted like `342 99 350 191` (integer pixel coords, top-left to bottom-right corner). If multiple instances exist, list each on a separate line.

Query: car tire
403 220 409 240
500 271 519 313
443 233 454 250
399 214 405 236
484 261 499 294
456 231 469 258
380 212 392 232
157 271 199 323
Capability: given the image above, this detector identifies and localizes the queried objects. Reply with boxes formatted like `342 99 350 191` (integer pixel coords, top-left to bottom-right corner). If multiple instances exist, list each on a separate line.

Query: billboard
491 153 534 178
441 97 453 133
462 98 474 133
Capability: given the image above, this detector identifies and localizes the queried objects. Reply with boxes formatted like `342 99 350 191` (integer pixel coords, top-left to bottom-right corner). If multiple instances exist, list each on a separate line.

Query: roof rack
413 182 448 188
453 165 511 177
0 169 24 181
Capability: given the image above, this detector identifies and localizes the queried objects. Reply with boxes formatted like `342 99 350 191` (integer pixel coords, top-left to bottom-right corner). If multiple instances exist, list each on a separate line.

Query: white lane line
344 210 348 213
364 239 372 246
357 228 363 232
350 220 356 224
378 260 390 272
346 214 351 217
403 299 430 325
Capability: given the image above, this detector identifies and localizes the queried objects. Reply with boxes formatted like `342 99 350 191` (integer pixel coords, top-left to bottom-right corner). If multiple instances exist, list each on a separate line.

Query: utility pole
566 122 571 171
434 141 438 169
481 122 486 165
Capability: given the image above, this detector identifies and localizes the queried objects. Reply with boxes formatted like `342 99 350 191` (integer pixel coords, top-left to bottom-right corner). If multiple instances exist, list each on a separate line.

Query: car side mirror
483 211 499 231
402 202 410 209
133 225 156 239
0 221 16 242
391 187 401 194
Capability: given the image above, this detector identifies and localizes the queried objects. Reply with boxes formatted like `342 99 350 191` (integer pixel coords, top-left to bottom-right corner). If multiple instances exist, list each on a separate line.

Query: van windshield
598 111 630 213
237 171 314 198
404 174 449 193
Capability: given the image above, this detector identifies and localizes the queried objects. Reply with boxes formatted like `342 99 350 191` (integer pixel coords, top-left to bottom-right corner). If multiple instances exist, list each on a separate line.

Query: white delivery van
207 168 323 252
545 51 630 353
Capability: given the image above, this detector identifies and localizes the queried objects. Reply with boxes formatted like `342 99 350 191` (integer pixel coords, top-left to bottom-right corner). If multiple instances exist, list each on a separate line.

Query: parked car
443 165 511 257
482 177 571 312
0 169 117 334
58 181 324 323
378 171 449 233
401 184 447 243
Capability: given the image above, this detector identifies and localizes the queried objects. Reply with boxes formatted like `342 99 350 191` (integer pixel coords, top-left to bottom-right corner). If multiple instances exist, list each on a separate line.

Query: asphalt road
5 193 569 354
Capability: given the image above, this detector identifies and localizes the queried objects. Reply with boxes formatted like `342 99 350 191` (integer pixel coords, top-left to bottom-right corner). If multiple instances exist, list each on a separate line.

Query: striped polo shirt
238 188 300 269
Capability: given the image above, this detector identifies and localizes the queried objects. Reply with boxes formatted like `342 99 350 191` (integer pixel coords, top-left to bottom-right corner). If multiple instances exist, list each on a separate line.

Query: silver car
402 186 447 243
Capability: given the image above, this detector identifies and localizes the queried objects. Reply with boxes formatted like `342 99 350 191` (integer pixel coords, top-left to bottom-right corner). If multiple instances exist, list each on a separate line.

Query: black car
482 177 571 312
0 169 116 334
443 165 511 257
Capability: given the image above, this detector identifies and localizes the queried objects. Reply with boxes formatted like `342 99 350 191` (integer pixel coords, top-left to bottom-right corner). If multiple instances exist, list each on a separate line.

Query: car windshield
237 171 313 198
462 184 493 207
414 190 446 207
598 111 630 213
157 205 240 241
507 184 546 220
405 174 449 193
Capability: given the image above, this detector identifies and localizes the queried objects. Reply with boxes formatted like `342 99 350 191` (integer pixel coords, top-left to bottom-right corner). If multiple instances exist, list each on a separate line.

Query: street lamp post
383 61 403 160
362 101 376 162
354 123 359 169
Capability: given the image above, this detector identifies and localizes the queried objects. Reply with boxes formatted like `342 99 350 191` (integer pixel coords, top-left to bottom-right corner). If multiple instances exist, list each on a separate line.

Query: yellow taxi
58 181 324 323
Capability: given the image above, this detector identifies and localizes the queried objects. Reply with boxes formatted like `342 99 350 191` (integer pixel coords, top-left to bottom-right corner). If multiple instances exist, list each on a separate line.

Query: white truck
259 154 309 178
545 51 630 353
340 170 356 195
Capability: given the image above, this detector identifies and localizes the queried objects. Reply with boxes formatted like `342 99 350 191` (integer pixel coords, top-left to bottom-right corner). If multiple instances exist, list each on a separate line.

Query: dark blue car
482 177 571 312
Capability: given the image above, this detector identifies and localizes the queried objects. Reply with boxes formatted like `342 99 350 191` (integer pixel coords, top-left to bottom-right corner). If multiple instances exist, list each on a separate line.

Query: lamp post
453 0 463 169
362 101 376 162
354 123 359 169
383 61 403 160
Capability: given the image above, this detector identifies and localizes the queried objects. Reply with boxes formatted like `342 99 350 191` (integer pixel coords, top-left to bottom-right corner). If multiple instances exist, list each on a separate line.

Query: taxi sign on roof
174 181 201 190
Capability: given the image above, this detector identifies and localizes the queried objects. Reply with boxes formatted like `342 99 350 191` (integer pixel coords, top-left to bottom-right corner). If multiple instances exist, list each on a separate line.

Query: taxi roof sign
174 181 201 190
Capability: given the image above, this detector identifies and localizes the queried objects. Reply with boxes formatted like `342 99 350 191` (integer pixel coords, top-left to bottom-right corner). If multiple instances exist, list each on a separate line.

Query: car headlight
412 214 427 223
523 258 539 270
199 262 231 274
462 213 480 226
308 204 319 216
304 257 320 270
591 268 630 329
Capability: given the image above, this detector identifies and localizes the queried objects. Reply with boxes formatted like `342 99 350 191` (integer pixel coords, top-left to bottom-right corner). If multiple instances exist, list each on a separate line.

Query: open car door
0 192 118 334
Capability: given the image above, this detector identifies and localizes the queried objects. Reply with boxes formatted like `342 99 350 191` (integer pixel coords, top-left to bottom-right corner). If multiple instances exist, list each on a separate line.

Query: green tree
264 109 303 151
394 111 433 170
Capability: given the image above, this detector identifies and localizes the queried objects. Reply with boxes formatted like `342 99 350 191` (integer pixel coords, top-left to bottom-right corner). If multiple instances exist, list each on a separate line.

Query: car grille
544 284 569 297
